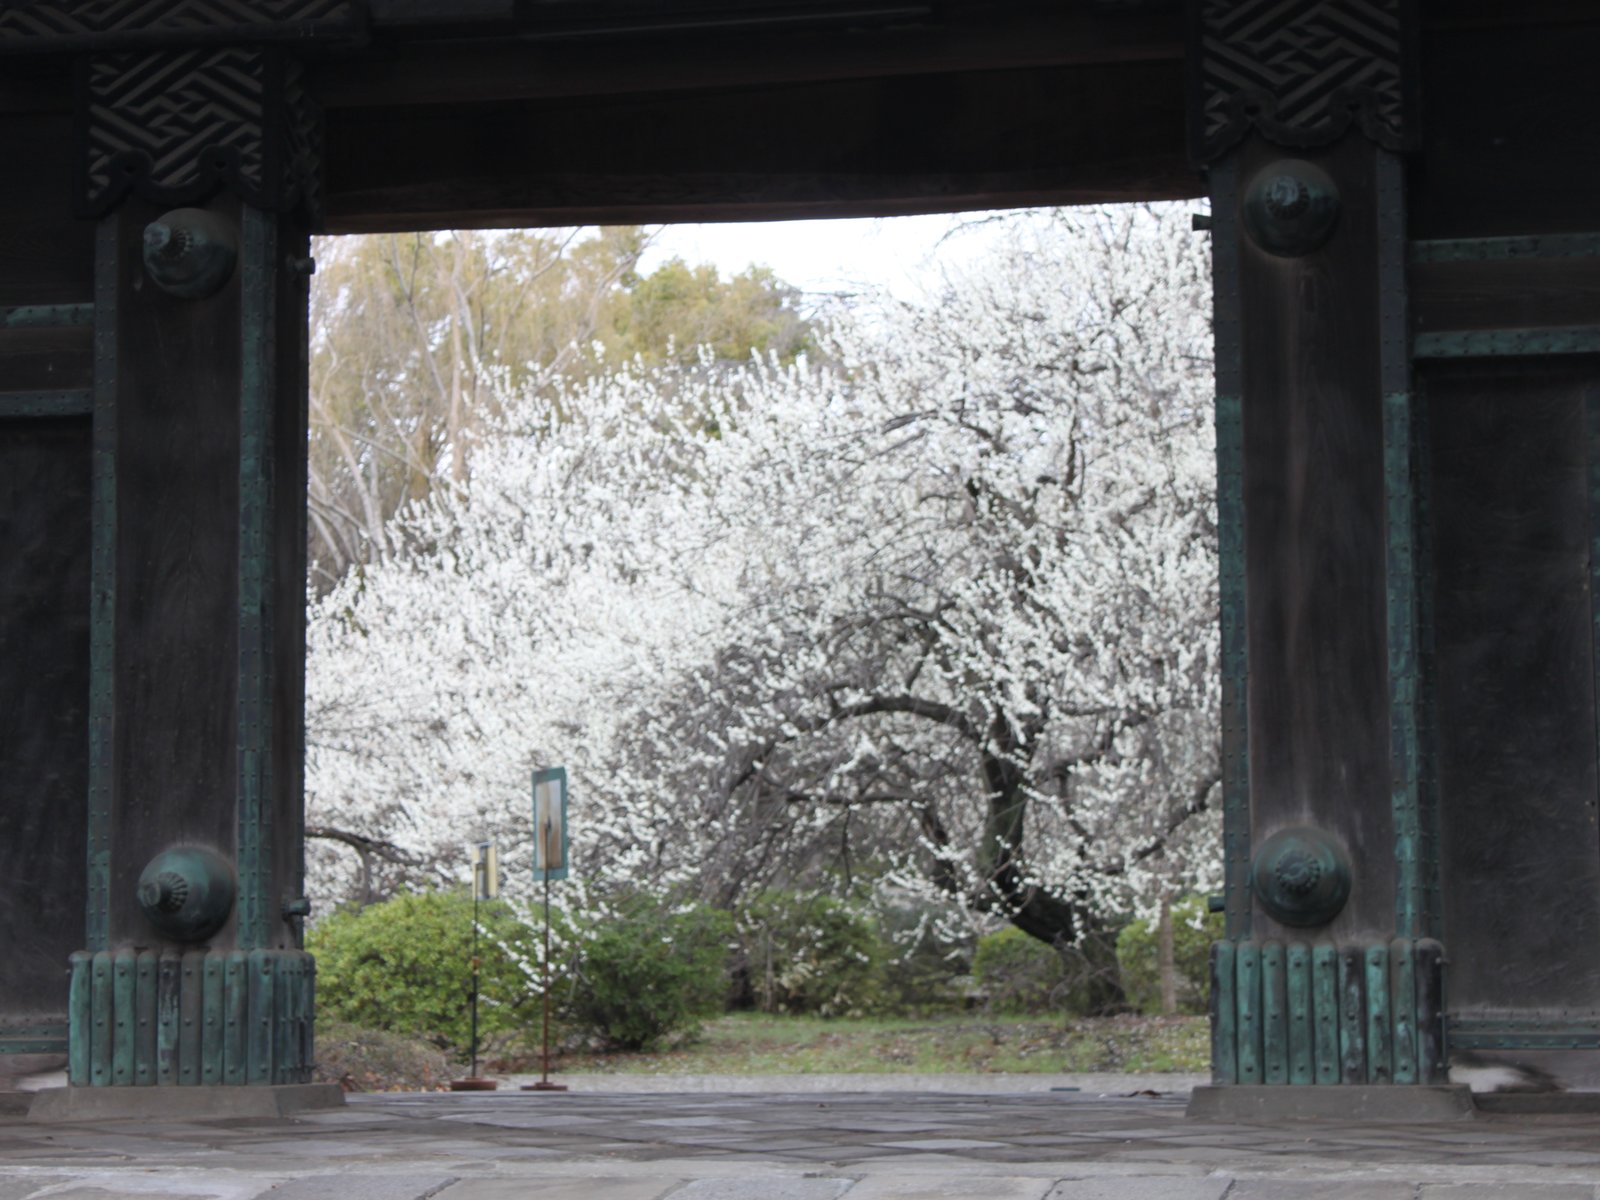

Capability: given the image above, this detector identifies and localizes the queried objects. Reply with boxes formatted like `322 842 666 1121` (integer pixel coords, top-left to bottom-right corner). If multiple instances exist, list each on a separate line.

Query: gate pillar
1194 3 1600 1112
1187 0 1461 1113
43 38 326 1106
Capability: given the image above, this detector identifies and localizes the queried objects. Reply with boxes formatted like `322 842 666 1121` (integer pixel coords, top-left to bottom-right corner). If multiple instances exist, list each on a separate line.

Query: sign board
473 841 499 900
532 766 569 882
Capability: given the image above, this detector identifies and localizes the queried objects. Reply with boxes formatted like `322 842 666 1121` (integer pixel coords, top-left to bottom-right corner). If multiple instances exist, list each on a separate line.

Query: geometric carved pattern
79 48 322 222
85 49 266 202
1192 0 1415 164
0 1 356 50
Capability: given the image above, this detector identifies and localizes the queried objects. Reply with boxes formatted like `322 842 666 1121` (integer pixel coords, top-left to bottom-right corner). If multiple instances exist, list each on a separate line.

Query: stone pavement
3 1083 1600 1199
511 1072 1211 1094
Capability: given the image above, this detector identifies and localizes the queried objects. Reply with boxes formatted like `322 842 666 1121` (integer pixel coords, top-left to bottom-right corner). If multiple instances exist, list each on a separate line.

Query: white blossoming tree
305 205 1219 1008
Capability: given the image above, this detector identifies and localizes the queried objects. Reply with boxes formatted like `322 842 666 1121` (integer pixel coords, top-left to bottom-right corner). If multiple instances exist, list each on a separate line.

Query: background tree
307 228 811 589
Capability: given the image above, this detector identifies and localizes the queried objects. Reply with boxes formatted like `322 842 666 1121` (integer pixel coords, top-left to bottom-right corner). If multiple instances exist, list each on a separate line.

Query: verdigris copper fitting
137 845 236 942
1251 825 1351 927
142 208 238 299
1242 160 1340 257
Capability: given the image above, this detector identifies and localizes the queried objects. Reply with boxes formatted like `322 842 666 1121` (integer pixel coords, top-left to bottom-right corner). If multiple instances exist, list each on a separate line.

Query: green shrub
870 901 973 1015
564 892 733 1050
735 891 887 1016
971 926 1067 1013
308 891 536 1055
1115 897 1224 1015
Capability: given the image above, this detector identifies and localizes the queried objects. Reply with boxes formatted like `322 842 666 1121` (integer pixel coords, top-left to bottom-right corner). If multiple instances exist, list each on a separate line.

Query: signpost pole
526 846 567 1090
470 882 480 1080
524 767 569 1093
451 844 498 1091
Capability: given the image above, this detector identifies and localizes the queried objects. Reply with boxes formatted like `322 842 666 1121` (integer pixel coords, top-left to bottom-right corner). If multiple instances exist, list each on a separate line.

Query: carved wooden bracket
74 46 322 223
1190 0 1417 165
0 2 362 54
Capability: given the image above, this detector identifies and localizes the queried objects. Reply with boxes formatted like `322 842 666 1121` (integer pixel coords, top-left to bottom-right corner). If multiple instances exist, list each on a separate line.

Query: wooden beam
323 59 1195 233
315 7 1182 110
1411 241 1600 337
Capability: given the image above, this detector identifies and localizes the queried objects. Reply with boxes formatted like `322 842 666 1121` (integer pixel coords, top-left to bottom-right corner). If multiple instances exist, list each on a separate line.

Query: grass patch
548 1013 1207 1076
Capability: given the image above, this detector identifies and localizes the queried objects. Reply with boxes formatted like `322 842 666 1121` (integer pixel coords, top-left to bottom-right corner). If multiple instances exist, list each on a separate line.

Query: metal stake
471 883 480 1079
451 857 497 1090
524 871 567 1091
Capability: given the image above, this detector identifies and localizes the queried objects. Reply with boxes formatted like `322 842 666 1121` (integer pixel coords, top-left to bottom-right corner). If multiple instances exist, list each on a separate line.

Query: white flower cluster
305 205 1221 946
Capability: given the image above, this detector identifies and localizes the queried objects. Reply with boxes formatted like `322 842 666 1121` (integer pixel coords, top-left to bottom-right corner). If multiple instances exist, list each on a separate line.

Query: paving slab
1417 1187 1598 1199
436 1178 682 1200
220 1140 376 1161
873 1139 1011 1151
664 1179 855 1200
1043 1177 1231 1200
251 1174 461 1200
296 1111 409 1126
514 1075 1208 1096
0 1179 74 1200
1226 1183 1418 1198
2 1180 273 1200
842 1175 1056 1199
438 1113 603 1129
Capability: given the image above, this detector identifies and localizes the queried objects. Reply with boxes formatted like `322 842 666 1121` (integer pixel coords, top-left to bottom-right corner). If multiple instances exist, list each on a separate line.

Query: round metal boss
137 845 236 942
1242 160 1341 257
1251 825 1351 927
142 208 238 300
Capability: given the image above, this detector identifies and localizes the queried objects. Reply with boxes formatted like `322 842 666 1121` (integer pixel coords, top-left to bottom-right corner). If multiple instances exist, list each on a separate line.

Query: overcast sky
636 210 1020 302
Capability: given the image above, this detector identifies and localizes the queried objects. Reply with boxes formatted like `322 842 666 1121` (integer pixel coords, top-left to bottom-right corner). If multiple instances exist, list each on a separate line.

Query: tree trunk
1056 924 1127 1017
974 721 1127 1015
